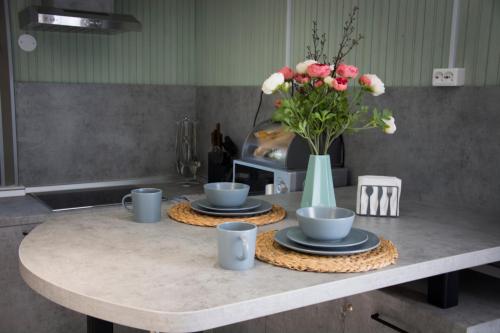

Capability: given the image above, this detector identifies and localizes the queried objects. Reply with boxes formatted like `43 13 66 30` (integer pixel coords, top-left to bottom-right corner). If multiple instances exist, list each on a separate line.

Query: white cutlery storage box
356 176 402 217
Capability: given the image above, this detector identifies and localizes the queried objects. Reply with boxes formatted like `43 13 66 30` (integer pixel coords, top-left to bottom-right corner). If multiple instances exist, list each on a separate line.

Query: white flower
295 59 317 74
383 116 396 134
261 73 285 95
282 82 291 91
362 74 385 96
323 76 334 87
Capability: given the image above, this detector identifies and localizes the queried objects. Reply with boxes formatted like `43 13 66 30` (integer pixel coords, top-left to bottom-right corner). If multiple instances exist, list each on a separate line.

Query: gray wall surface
195 86 500 214
16 83 195 186
345 86 500 214
196 86 275 174
15 83 500 214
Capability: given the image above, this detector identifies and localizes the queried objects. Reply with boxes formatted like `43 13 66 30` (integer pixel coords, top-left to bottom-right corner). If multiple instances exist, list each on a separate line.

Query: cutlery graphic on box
379 186 389 216
356 176 402 217
360 186 369 215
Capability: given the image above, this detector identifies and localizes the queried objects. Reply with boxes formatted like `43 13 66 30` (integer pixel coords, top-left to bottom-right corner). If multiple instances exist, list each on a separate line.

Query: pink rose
358 74 371 86
336 64 359 79
278 66 294 80
306 63 331 78
332 77 348 91
314 80 324 88
294 74 310 84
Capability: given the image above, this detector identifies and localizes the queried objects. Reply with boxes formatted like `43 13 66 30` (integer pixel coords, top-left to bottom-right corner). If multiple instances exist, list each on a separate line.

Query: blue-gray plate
195 198 261 212
286 227 368 248
274 227 380 256
190 199 272 217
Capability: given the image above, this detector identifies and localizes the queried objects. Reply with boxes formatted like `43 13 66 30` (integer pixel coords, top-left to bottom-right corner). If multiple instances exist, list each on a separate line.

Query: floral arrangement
261 8 396 156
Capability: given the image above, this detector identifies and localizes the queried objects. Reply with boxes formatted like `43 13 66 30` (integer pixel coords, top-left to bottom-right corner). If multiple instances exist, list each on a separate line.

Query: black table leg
427 271 459 308
87 316 113 333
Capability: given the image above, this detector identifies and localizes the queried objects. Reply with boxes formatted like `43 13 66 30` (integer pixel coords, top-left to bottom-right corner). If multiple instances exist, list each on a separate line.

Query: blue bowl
296 206 355 241
204 182 250 207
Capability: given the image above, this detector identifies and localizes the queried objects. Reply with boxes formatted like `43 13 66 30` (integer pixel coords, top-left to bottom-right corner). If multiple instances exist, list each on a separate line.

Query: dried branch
305 7 363 72
306 21 328 61
331 6 363 72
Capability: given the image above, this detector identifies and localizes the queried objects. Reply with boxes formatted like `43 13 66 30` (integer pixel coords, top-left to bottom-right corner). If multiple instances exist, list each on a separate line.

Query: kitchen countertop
18 187 500 332
0 181 203 228
0 195 51 227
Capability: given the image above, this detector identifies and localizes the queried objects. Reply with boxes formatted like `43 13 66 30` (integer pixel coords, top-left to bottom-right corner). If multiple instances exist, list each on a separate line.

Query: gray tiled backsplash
14 83 500 214
195 86 500 215
15 83 196 186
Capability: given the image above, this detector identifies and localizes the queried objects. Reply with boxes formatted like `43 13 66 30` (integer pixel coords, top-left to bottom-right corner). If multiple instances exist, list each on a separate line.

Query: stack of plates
190 198 272 217
274 226 380 256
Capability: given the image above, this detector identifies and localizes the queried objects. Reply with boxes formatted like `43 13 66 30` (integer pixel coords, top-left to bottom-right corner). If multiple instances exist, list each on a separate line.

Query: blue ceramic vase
300 155 336 208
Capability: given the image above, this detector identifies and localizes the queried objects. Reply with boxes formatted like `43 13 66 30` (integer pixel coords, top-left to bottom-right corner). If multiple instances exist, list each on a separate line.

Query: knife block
207 151 233 182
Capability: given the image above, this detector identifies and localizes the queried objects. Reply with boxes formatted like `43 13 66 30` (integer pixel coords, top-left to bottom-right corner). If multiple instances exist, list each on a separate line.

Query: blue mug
122 188 162 223
217 222 257 270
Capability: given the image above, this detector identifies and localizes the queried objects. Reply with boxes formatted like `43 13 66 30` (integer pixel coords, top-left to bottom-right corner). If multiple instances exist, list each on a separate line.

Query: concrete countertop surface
0 181 203 228
18 187 500 332
0 195 51 228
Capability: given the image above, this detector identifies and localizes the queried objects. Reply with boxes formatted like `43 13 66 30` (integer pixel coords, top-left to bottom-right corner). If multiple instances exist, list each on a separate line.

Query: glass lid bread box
241 120 343 170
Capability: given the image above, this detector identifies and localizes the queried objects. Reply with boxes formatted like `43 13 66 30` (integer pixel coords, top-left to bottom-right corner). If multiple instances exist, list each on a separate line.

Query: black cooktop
31 186 158 212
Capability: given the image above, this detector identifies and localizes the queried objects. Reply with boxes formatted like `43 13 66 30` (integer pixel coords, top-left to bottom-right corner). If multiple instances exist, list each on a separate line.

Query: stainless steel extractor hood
19 0 141 34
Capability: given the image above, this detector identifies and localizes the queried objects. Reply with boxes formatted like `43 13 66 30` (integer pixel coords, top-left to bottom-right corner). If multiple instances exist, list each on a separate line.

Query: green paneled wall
196 0 500 86
9 0 500 86
291 0 453 87
10 0 195 84
195 0 287 86
456 0 500 86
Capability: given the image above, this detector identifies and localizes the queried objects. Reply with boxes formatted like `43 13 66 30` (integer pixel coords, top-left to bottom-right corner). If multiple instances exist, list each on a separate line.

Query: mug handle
237 236 249 261
122 194 133 211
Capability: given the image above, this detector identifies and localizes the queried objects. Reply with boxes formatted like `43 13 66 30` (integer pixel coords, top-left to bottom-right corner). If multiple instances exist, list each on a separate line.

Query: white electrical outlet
432 68 465 86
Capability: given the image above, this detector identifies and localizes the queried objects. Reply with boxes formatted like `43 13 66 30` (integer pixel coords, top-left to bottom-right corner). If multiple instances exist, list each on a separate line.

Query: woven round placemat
167 202 287 227
255 230 398 273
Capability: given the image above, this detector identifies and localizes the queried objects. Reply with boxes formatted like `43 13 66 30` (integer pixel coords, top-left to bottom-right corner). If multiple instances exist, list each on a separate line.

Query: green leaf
382 108 393 119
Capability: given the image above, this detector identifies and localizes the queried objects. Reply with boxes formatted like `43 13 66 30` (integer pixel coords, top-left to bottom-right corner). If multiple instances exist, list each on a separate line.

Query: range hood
19 0 141 34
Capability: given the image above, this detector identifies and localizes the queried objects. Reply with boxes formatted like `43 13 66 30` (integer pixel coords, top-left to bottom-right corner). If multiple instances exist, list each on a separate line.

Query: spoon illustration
365 186 374 215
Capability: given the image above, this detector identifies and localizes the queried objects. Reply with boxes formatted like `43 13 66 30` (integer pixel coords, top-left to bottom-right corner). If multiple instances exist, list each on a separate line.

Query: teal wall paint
195 0 287 86
9 0 500 86
10 0 195 84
